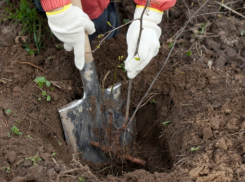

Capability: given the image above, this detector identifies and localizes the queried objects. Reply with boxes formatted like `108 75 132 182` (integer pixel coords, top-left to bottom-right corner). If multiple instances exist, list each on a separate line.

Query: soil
1 0 245 181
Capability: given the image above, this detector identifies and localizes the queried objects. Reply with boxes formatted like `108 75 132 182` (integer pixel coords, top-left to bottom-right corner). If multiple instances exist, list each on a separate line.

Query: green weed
11 126 22 135
190 146 200 152
25 134 33 139
3 166 10 174
25 155 42 166
5 109 11 114
3 0 44 54
79 177 86 182
186 50 192 56
162 121 171 125
34 76 52 101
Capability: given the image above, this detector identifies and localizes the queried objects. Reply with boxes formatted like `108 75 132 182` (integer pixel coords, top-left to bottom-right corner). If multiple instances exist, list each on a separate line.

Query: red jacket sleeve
134 0 177 12
40 0 109 20
40 0 70 12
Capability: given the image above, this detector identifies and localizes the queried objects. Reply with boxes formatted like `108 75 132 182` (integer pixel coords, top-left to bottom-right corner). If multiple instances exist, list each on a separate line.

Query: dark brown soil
1 0 245 181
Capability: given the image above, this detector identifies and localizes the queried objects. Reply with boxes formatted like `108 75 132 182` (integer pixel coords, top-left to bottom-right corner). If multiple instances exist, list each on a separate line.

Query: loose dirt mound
1 0 245 181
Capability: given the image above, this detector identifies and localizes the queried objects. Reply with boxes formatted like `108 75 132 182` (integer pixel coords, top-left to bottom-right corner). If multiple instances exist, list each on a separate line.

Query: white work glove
46 4 95 70
125 7 163 79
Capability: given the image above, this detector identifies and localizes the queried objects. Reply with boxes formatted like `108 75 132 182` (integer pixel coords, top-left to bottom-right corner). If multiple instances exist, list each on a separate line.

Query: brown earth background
1 0 245 181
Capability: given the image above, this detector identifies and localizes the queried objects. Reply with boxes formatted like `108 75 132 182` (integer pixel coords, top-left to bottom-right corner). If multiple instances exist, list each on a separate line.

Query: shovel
58 2 134 163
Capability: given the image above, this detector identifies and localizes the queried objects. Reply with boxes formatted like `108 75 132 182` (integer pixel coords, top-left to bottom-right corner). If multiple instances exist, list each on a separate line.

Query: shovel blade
59 97 109 163
58 61 134 163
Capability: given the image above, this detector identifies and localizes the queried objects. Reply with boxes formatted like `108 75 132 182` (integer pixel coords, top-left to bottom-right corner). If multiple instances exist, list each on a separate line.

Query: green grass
3 0 44 54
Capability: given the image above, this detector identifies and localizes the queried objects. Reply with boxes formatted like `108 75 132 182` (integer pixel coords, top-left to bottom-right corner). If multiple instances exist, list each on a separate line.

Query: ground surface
1 0 245 181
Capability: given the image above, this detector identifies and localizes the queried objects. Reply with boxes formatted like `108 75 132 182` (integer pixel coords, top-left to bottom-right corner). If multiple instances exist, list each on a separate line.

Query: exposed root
90 141 146 166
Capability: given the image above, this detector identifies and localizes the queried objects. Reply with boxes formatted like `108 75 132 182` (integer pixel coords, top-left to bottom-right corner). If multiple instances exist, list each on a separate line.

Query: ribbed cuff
134 6 163 24
41 0 71 12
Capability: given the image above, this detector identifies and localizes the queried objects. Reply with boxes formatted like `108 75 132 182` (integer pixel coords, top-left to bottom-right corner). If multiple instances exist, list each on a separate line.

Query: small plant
79 176 86 182
55 44 63 50
7 133 11 138
34 76 50 88
25 134 33 139
52 152 56 157
150 99 157 104
162 121 171 125
186 50 192 56
34 76 52 101
58 141 62 146
25 155 42 166
3 166 10 174
190 146 200 152
5 109 11 114
23 42 35 55
241 30 245 36
123 19 130 24
11 126 22 135
168 42 174 49
196 23 206 34
118 56 126 72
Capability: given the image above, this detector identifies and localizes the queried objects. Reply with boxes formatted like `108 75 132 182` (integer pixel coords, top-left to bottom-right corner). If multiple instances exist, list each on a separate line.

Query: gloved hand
125 7 163 79
46 4 95 70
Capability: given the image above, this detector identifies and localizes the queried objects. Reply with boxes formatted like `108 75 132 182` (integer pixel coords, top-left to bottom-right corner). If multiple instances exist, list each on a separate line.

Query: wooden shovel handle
71 0 93 63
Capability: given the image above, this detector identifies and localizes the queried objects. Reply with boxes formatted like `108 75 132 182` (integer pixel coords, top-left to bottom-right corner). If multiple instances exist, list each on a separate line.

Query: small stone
210 117 220 130
13 86 22 97
224 109 232 114
189 165 205 180
215 138 227 151
6 151 17 164
22 159 33 167
203 127 213 140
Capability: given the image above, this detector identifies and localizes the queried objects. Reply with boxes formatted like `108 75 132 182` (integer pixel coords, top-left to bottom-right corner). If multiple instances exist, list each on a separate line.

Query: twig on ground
0 79 6 84
50 81 61 89
215 1 245 19
18 61 45 72
56 168 83 182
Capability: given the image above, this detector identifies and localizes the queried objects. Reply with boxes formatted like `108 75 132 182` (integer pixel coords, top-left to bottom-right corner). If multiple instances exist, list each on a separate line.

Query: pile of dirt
1 0 245 181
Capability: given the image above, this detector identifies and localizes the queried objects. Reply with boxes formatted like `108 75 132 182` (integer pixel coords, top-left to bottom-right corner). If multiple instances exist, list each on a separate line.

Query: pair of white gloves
47 4 163 79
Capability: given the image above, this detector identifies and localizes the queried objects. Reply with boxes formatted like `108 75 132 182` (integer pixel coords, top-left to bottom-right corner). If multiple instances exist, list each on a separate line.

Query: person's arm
40 0 71 12
134 0 176 12
125 0 177 79
40 0 95 70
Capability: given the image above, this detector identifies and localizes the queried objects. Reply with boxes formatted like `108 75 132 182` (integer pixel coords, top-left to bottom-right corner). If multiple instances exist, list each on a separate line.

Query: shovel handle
71 0 93 63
